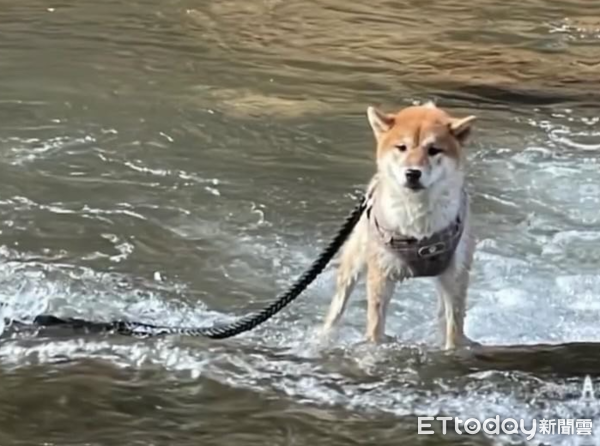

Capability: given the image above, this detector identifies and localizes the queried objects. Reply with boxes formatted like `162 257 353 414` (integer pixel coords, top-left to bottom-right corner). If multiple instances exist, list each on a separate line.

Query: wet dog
321 102 478 350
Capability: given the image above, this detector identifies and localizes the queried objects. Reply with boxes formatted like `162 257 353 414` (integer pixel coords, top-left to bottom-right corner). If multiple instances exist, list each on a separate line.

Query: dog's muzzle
404 169 424 190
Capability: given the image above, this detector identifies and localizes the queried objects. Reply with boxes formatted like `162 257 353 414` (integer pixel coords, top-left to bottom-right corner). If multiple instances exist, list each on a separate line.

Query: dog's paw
380 334 397 344
315 326 339 348
444 336 481 351
364 333 396 345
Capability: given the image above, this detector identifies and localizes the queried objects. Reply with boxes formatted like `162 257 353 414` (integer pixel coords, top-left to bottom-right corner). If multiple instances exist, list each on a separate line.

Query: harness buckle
418 241 447 258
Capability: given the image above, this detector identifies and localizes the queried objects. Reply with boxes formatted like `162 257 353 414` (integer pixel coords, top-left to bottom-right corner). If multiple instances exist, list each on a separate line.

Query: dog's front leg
435 261 478 350
365 259 396 343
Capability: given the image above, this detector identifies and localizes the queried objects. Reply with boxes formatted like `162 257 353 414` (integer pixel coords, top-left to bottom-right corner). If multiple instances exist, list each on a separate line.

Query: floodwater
0 0 599 445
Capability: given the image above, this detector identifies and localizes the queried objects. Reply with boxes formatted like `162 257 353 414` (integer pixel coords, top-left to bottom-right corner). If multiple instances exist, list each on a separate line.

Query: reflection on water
0 0 599 445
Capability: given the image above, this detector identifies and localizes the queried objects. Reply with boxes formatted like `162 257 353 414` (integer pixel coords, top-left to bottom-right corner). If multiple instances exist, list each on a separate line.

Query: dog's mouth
404 182 425 191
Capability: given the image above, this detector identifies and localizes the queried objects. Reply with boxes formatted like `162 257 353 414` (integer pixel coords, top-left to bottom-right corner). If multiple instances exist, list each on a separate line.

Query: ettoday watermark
418 416 593 440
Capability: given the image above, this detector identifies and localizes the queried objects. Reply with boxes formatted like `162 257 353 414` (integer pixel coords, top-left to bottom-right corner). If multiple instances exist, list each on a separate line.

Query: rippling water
0 1 599 445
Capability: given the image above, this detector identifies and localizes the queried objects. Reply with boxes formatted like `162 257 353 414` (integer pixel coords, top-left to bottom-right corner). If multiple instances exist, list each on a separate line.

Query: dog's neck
373 173 465 240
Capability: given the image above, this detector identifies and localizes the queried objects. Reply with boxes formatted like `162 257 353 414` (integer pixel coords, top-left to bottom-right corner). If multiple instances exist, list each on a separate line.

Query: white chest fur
374 178 464 240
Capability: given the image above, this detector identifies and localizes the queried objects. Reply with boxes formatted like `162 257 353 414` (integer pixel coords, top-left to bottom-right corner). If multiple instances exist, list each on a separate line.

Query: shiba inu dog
321 102 478 350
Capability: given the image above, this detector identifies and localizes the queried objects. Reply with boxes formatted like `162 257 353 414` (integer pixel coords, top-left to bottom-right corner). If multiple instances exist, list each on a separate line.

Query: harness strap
374 192 466 255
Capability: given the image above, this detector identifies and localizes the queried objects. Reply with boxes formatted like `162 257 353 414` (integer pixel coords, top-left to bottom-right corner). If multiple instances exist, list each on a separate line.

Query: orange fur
369 103 476 163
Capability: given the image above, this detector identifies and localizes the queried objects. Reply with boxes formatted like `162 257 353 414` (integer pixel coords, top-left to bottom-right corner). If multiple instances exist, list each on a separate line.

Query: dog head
367 102 476 192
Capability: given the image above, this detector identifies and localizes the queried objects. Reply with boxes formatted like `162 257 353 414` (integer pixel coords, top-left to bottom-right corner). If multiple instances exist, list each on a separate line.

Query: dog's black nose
405 169 422 183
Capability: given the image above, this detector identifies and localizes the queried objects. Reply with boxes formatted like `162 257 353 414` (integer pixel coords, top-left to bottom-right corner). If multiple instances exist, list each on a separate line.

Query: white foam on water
1 134 97 166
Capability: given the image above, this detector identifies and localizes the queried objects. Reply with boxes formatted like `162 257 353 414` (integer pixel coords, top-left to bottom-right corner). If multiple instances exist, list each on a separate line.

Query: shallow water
0 0 599 445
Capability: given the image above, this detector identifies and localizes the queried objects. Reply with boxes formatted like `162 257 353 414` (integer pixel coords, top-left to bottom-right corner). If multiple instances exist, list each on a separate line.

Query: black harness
366 188 467 278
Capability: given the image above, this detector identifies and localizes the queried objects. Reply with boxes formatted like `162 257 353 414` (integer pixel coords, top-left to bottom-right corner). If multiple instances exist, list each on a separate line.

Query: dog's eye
395 144 407 152
428 146 443 156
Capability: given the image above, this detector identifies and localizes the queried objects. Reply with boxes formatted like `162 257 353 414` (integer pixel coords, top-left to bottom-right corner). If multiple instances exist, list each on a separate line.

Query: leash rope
20 194 367 339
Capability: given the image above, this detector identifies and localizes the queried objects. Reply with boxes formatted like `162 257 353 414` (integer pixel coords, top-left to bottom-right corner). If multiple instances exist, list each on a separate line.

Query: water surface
0 0 599 445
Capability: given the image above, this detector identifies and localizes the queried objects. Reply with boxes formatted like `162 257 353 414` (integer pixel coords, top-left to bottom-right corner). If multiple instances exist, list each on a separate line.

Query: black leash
14 194 367 339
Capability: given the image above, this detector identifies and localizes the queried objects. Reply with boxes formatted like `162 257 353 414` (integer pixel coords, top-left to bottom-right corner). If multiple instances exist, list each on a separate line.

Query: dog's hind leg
436 291 448 345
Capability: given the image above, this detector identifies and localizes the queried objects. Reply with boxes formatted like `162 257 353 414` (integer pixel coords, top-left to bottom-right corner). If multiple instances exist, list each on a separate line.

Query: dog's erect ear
449 115 477 144
367 106 395 139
